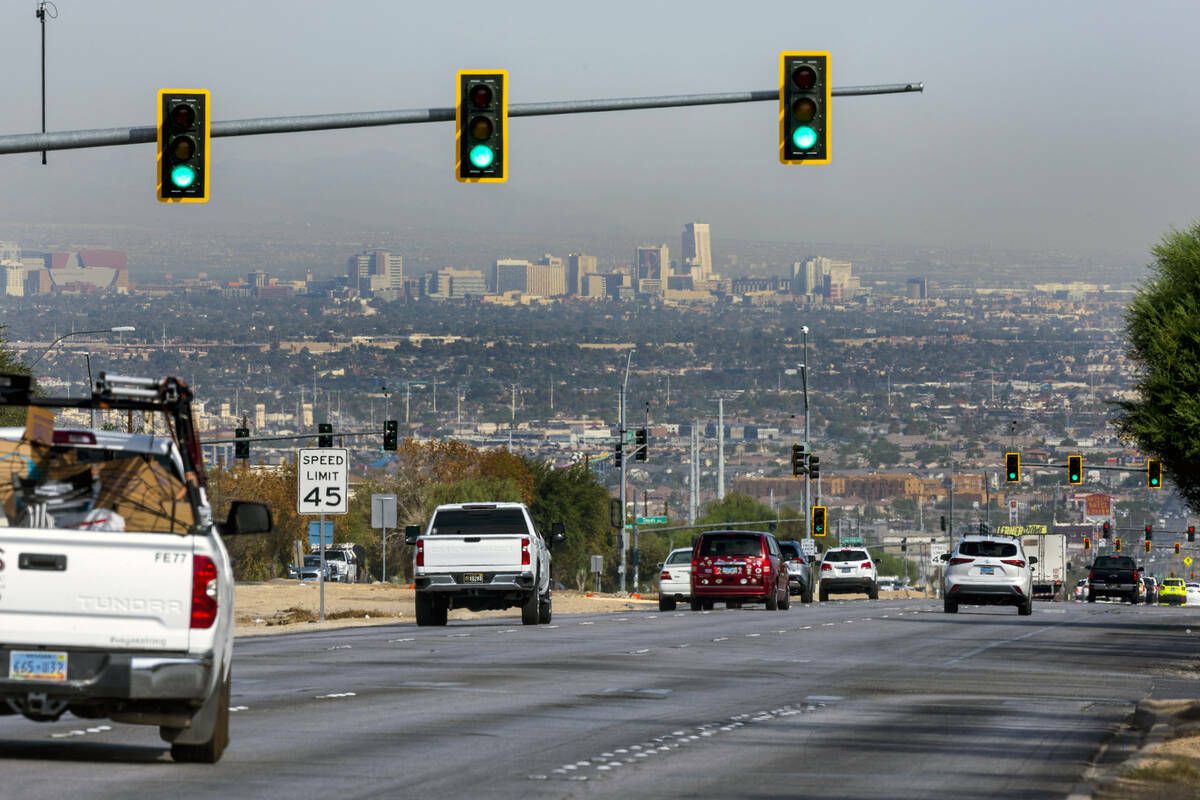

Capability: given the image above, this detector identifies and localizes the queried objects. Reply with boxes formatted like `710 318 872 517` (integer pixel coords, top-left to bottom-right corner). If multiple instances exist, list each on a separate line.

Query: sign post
372 493 397 583
298 448 349 623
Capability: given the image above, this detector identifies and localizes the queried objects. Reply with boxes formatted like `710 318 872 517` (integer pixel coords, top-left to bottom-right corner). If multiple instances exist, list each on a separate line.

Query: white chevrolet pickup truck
405 502 565 626
0 372 271 763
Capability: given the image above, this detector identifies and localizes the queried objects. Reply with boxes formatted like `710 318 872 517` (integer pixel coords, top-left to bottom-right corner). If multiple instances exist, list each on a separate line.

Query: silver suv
818 547 878 601
942 535 1035 615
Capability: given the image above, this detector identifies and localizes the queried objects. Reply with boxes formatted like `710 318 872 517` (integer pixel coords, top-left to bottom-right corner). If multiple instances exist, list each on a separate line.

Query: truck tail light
415 540 424 568
1088 569 1095 582
1001 559 1026 568
948 557 974 565
521 537 531 566
191 555 218 629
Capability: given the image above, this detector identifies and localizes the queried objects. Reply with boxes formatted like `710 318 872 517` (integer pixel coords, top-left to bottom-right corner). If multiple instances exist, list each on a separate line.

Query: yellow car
1159 578 1187 606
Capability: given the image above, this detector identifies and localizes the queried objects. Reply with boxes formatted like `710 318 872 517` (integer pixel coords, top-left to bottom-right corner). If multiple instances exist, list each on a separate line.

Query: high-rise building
434 267 487 298
582 273 607 299
795 256 852 298
528 261 567 297
0 241 20 262
494 259 531 293
566 253 598 295
4 264 26 297
906 277 928 299
681 223 712 284
635 245 668 295
347 250 403 294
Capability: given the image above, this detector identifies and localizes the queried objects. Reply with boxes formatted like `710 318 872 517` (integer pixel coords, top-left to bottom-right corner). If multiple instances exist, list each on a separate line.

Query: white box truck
1023 533 1067 600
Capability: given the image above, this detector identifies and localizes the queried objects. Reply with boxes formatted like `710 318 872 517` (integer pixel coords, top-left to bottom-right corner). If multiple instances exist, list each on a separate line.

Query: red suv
689 530 790 611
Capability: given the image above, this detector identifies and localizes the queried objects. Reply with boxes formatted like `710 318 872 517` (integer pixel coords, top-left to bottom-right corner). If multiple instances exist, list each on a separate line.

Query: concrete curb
1076 698 1200 798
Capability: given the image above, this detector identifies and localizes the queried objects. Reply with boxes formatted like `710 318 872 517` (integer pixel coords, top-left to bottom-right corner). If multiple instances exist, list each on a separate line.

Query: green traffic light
792 126 818 150
468 144 494 169
170 164 196 189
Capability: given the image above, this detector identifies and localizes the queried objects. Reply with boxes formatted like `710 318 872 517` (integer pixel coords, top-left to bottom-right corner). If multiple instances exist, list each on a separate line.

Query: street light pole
28 326 136 368
619 347 635 594
801 325 811 540
84 351 95 429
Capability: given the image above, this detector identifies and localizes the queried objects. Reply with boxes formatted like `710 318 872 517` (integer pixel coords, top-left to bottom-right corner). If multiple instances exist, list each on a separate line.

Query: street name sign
297 448 349 515
636 516 668 524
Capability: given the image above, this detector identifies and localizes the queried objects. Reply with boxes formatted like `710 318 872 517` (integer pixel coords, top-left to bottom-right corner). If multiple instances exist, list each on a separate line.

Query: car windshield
324 551 346 561
697 534 764 558
429 508 528 535
303 556 322 566
0 438 194 535
823 549 869 563
958 540 1018 558
1093 556 1136 569
665 550 692 565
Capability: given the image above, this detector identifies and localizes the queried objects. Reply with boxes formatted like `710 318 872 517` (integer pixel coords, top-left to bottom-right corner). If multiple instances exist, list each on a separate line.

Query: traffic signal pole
0 84 923 156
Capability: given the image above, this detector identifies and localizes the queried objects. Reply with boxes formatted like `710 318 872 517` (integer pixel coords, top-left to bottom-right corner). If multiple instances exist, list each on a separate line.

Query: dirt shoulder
234 581 925 637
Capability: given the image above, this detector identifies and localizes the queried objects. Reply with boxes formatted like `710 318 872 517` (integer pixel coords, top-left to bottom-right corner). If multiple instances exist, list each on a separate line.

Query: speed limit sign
297 448 349 515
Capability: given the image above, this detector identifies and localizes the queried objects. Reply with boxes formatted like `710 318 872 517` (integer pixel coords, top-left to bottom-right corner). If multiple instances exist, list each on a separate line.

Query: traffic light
1175 542 1182 555
1005 452 1020 483
609 498 622 529
811 505 827 536
791 443 805 476
1147 458 1162 488
157 89 209 203
383 420 398 451
1083 536 1091 551
779 51 830 165
1189 526 1196 543
456 70 507 183
235 427 249 460
1103 521 1111 539
1067 455 1083 485
614 442 623 468
1145 540 1152 554
940 515 947 532
318 422 333 448
901 537 908 553
1115 538 1122 552
635 428 648 461
808 455 820 481
1145 524 1153 541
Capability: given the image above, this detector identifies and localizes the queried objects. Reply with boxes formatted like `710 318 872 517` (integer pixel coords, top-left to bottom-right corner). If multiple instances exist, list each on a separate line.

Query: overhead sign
1085 494 1112 517
636 516 668 525
997 524 1047 537
840 536 863 545
297 448 349 515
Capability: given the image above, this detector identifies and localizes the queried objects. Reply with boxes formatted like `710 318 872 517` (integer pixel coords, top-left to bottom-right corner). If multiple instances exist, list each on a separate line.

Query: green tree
865 438 902 468
1115 221 1200 512
0 326 32 427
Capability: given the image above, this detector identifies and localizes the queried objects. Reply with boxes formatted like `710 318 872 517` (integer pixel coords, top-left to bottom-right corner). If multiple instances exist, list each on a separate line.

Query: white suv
818 547 879 601
658 547 693 610
942 535 1035 615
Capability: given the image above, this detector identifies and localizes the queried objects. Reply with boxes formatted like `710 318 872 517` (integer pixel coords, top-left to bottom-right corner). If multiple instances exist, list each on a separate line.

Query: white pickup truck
0 372 271 763
405 502 565 626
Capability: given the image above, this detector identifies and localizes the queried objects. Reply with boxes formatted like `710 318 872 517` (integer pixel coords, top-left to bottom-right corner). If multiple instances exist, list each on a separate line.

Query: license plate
839 567 852 573
9 651 67 682
980 566 994 575
463 573 484 583
721 566 740 575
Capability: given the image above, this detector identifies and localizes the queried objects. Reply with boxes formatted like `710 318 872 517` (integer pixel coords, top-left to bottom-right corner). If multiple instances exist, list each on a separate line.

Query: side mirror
1029 556 1038 565
404 525 421 545
939 553 950 562
874 559 881 565
223 501 272 535
550 521 566 544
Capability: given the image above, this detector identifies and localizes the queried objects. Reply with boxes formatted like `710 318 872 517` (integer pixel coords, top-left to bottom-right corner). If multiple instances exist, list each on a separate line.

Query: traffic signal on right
614 442 623 468
157 89 209 202
1189 526 1196 543
808 455 820 481
235 427 249 460
1145 524 1153 541
635 428 648 462
779 51 830 165
456 70 507 183
1145 540 1152 554
318 423 333 448
1115 538 1122 552
1083 536 1091 551
1175 542 1182 555
383 420 398 451
1103 521 1111 539
791 443 804 476
1147 458 1162 488
1067 455 1083 485
811 505 827 536
1005 453 1020 483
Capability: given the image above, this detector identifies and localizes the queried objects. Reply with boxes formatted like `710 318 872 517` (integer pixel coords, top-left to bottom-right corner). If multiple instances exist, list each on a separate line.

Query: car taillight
1001 559 1026 568
521 537 531 566
191 555 218 629
1133 571 1140 582
948 557 974 565
1088 569 1094 581
415 540 424 568
861 562 872 569
821 563 832 571
661 571 671 581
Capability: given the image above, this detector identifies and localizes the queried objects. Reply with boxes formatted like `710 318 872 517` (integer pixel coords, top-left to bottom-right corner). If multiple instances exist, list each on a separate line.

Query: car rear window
823 549 868 563
1092 556 1136 569
665 550 692 565
1163 579 1184 587
429 509 528 535
779 543 803 560
697 534 765 558
958 540 1018 558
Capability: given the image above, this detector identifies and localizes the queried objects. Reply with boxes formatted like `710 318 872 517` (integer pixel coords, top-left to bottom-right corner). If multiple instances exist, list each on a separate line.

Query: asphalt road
2 598 1197 799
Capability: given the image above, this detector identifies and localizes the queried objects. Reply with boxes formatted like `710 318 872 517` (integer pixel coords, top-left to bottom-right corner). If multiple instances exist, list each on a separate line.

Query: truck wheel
659 596 677 611
689 598 702 611
801 585 813 604
701 600 714 610
521 588 540 625
538 591 552 624
943 599 958 614
170 672 230 764
415 592 438 626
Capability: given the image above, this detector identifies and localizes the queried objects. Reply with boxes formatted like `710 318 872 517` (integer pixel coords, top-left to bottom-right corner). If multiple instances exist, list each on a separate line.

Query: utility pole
717 397 725 500
619 348 635 594
801 325 811 543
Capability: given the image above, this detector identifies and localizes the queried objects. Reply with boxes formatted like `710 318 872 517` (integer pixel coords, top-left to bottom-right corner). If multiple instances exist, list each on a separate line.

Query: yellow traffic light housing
1005 452 1020 483
1083 536 1091 551
1147 458 1162 488
157 89 210 203
1145 540 1152 554
811 505 827 536
1115 538 1122 552
456 70 507 183
1067 455 1082 485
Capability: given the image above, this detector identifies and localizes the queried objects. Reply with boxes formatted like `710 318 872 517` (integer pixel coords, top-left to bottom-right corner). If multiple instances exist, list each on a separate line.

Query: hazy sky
1 0 1197 266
